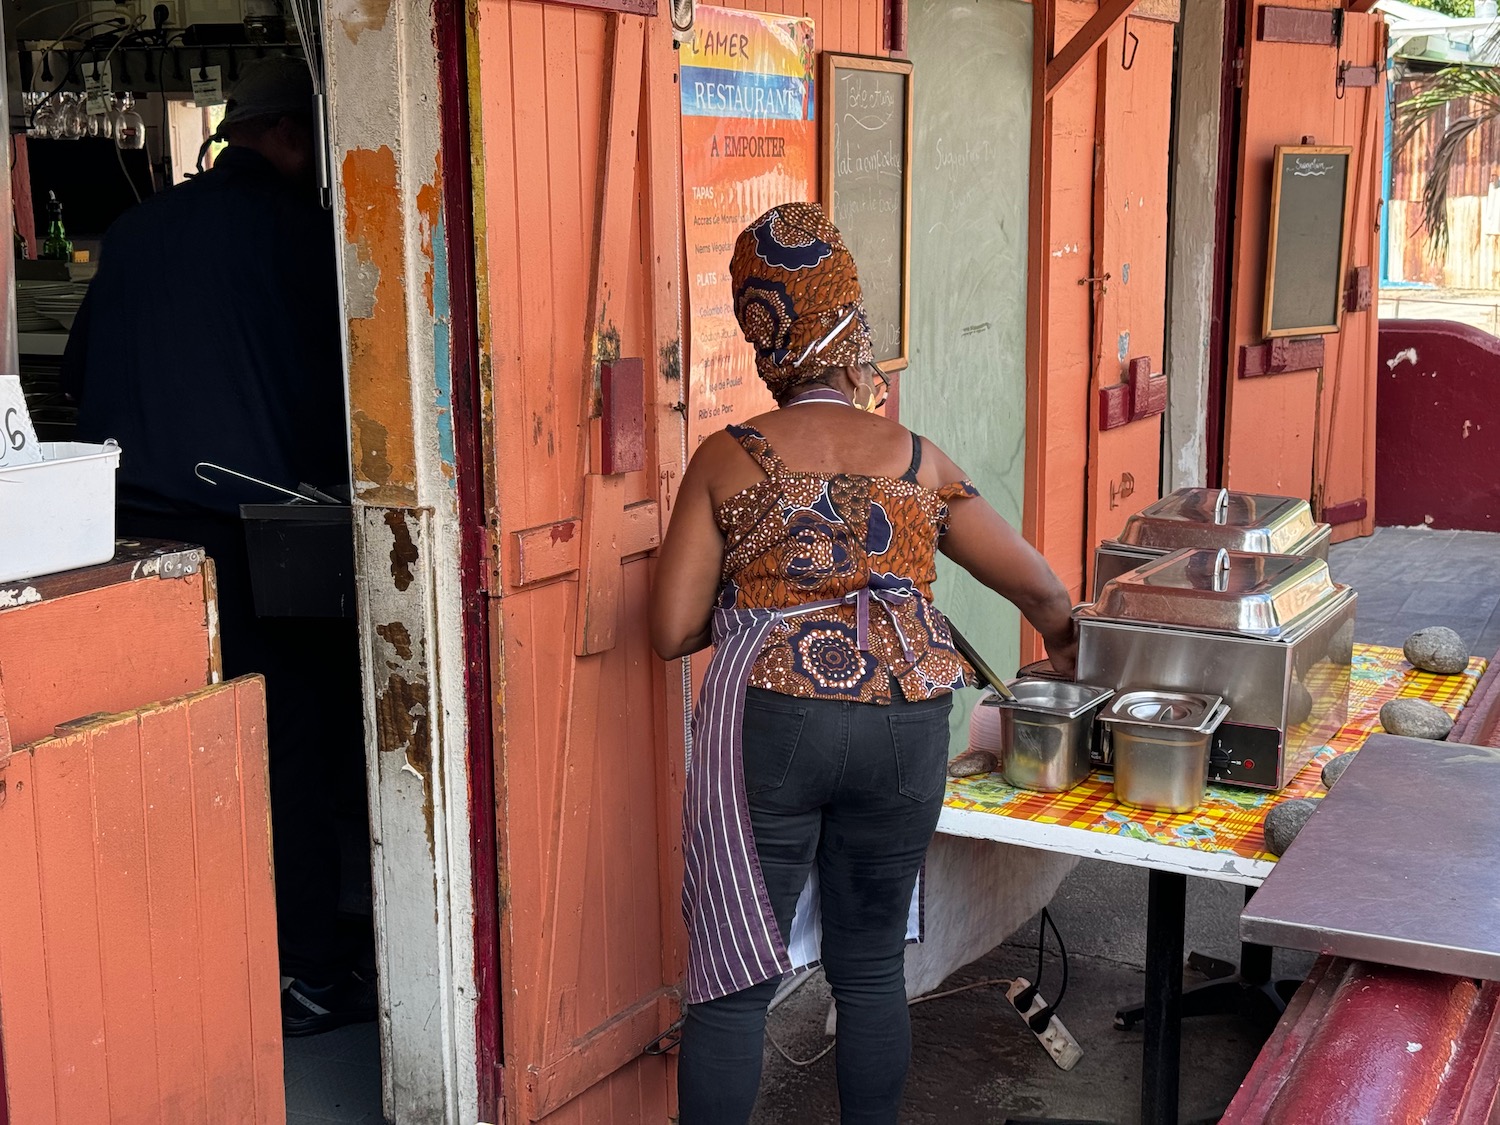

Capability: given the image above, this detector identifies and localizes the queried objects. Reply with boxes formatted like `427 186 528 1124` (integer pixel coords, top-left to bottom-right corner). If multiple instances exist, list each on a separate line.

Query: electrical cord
1014 908 1070 1034
764 972 1018 1068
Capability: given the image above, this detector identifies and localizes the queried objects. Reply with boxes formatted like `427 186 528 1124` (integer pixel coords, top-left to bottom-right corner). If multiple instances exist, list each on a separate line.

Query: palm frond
1395 63 1500 251
1420 115 1484 254
1396 65 1500 154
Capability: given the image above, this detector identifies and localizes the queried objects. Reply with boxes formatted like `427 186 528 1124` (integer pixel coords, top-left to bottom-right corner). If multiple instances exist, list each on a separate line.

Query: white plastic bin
0 441 121 583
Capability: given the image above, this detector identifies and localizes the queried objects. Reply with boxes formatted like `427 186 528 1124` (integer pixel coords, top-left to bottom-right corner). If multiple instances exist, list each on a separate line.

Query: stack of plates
15 281 69 332
27 281 88 331
967 692 1004 755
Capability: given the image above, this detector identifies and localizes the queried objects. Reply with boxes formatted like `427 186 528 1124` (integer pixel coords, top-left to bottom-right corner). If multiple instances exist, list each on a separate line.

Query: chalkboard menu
1263 145 1353 338
822 53 913 370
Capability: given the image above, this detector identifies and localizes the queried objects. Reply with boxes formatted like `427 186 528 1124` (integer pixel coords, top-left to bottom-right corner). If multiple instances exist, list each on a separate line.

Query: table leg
1142 870 1186 1125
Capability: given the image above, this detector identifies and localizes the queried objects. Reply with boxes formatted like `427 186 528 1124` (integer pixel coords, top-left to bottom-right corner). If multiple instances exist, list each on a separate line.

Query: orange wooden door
473 6 686 1121
1083 18 1174 582
0 677 282 1125
1221 0 1384 537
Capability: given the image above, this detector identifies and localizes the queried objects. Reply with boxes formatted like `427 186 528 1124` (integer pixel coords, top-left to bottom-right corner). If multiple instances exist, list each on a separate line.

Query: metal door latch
644 1017 684 1056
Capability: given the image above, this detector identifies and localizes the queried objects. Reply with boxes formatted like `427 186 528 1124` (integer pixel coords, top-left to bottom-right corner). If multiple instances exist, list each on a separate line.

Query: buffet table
937 643 1488 1125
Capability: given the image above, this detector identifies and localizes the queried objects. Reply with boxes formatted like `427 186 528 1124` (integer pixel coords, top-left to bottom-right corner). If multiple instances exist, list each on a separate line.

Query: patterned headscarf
730 202 875 400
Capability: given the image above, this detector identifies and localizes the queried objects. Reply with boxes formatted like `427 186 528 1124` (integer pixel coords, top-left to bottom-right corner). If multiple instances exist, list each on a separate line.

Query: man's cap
221 56 315 129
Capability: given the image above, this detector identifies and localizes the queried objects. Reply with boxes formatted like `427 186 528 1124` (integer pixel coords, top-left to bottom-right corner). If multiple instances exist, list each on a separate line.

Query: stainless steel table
1243 732 1500 979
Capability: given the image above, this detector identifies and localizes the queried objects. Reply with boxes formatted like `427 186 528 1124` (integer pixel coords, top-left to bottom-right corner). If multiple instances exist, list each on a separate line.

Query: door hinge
481 513 502 597
1232 49 1245 88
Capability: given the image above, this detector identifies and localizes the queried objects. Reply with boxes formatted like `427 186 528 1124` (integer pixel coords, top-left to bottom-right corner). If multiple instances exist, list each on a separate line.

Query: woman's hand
650 436 731 660
1042 620 1079 679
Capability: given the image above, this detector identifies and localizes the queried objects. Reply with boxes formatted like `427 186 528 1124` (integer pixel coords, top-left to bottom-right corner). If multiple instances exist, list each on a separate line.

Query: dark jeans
678 685 954 1125
119 511 367 984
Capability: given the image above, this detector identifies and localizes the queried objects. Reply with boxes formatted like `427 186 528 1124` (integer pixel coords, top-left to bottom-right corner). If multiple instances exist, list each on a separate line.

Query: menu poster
680 7 816 448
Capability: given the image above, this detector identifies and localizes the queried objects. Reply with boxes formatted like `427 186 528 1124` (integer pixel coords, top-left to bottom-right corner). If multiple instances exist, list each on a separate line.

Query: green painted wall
902 0 1033 742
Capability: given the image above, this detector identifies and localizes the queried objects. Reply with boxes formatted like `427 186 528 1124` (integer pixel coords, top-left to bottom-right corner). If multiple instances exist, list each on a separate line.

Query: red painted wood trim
601 359 646 475
1238 338 1325 378
1127 356 1166 421
545 0 656 15
1205 0 1242 488
1320 497 1367 525
1344 265 1372 312
1021 0 1055 663
1099 384 1131 431
432 0 502 1112
1045 0 1142 99
1224 958 1500 1124
1258 6 1336 45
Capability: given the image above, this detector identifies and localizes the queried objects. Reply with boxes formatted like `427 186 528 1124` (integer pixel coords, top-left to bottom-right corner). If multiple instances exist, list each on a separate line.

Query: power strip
1006 977 1083 1071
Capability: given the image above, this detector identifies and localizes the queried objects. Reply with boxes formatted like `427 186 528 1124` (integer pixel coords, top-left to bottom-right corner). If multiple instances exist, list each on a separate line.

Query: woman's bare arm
650 436 731 660
923 441 1079 675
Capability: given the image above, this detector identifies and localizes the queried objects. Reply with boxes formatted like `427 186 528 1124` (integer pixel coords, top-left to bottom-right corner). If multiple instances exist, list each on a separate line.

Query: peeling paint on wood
343 146 418 505
376 621 414 661
385 509 419 591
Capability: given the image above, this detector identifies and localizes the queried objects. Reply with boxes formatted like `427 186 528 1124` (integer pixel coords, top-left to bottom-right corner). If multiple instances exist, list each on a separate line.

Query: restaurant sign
680 6 816 447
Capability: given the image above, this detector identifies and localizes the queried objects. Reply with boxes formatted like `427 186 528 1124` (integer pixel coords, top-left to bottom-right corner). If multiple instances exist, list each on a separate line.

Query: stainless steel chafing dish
1093 487 1331 598
1077 548 1355 790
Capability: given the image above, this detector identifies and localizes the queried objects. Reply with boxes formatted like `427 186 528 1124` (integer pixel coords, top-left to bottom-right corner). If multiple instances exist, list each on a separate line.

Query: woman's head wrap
729 202 875 400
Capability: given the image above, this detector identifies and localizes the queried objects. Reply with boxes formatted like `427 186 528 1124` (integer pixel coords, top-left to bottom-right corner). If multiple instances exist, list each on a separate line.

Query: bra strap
901 433 923 483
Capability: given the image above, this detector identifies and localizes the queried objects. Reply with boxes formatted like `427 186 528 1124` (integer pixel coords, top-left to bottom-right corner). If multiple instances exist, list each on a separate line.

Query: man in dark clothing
64 57 373 1036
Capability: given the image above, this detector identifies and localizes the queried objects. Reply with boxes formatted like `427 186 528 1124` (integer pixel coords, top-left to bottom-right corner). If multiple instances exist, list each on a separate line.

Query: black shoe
281 969 378 1037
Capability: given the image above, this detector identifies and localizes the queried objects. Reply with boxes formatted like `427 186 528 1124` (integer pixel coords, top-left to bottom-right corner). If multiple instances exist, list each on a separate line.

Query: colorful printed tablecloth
943 645 1488 865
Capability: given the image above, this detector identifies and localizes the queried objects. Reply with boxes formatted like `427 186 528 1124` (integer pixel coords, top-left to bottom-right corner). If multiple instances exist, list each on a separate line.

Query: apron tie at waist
845 586 917 665
779 586 918 665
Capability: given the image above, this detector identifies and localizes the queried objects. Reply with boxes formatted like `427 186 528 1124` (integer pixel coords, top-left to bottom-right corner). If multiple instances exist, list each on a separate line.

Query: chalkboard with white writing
1263 145 1353 338
822 53 913 370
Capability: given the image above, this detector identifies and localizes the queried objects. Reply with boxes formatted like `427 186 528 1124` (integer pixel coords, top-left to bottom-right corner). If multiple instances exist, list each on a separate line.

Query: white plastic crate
0 441 121 584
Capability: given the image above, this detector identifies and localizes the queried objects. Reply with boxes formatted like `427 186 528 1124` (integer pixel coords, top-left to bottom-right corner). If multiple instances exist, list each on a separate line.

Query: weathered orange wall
1084 18 1174 574
1030 2 1176 620
0 678 282 1125
0 560 218 747
470 2 888 1119
1222 0 1383 539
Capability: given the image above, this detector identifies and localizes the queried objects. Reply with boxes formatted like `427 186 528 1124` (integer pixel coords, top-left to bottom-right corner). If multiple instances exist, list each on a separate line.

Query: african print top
714 422 978 704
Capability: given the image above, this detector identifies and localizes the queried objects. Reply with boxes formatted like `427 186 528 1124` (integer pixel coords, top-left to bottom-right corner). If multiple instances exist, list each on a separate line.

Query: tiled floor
284 1022 384 1124
1327 525 1500 657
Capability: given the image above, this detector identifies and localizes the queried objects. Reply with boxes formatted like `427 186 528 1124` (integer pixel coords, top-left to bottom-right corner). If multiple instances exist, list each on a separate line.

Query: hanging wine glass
114 92 146 151
88 96 114 140
59 93 87 141
28 92 53 138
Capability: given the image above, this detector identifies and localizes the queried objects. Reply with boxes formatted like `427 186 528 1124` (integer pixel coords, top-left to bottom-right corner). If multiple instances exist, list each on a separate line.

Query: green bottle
41 192 72 262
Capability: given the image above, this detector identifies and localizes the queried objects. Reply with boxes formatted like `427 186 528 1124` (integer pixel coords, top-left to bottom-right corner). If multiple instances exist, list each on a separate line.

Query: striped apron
681 588 925 1005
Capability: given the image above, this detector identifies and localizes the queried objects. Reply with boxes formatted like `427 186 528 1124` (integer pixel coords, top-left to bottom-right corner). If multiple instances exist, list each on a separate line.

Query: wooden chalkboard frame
821 52 914 373
1263 144 1354 339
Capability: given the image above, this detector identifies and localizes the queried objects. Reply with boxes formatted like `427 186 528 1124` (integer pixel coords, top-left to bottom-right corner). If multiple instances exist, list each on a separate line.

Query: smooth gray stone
948 749 998 778
1404 626 1469 676
1321 752 1354 789
1379 697 1454 740
1264 798 1319 857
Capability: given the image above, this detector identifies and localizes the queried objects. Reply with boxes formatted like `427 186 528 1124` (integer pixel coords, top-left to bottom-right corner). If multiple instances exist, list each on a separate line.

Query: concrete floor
287 525 1500 1124
1379 286 1500 336
749 525 1500 1124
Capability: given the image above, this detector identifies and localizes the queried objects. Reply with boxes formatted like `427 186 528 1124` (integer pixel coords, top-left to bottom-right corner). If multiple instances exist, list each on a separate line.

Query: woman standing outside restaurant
651 203 1077 1124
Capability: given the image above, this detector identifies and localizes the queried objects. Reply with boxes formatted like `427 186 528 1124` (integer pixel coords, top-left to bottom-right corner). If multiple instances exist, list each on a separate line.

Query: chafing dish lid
1099 690 1226 732
982 679 1115 719
1077 547 1345 637
1109 488 1321 555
